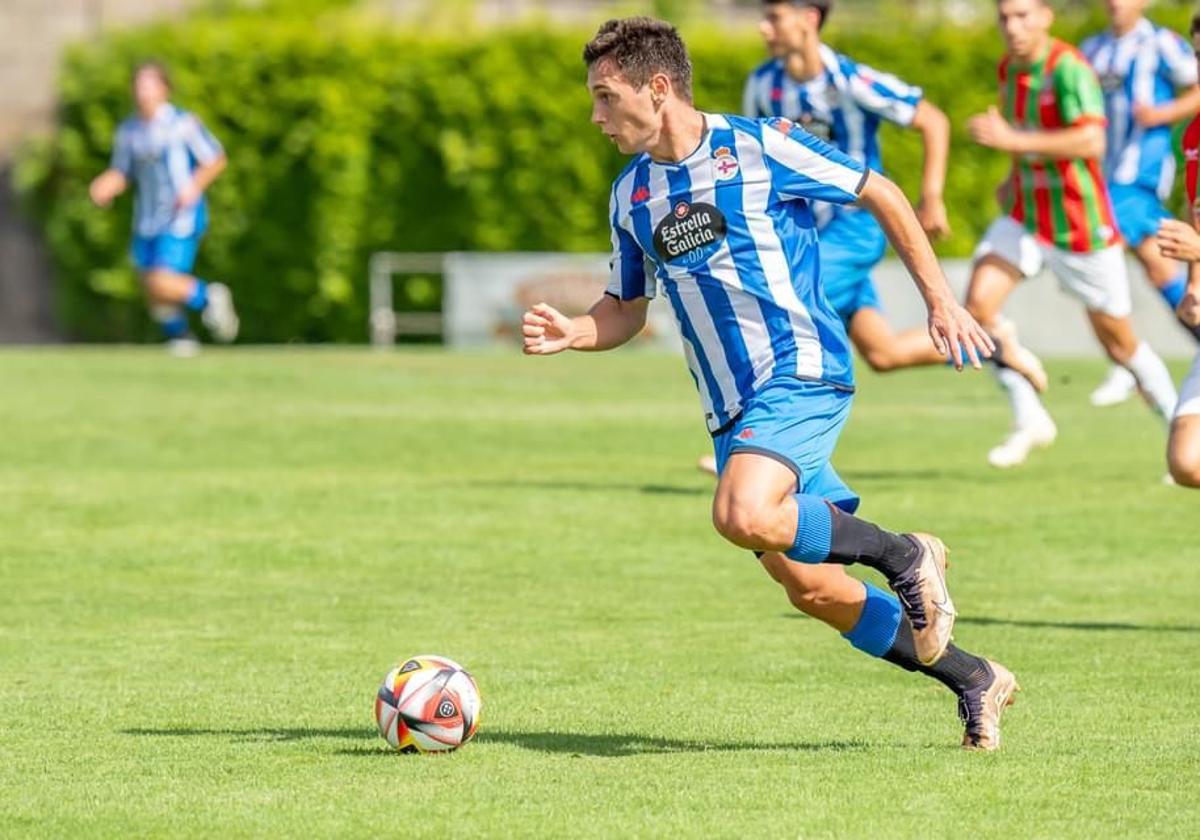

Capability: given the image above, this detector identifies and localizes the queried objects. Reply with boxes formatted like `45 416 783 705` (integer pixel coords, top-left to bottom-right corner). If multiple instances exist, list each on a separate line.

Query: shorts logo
737 428 754 440
654 200 728 267
712 147 740 182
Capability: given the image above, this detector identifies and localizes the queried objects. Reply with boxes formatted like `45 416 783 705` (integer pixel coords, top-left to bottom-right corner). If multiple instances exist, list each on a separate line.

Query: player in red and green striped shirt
963 0 1178 471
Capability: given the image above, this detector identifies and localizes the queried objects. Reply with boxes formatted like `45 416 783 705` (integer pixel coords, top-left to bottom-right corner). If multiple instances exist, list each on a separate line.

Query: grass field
1 348 1198 838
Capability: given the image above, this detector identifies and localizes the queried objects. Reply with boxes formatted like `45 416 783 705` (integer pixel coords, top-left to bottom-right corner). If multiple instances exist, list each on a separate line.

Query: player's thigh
1084 308 1139 361
1133 235 1181 288
969 218 1032 321
712 450 799 533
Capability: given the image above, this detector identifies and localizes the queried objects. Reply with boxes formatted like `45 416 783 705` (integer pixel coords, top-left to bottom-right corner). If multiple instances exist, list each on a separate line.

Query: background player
743 0 1046 388
89 61 238 354
526 17 1018 750
965 0 1177 469
1154 12 1200 488
1082 0 1200 407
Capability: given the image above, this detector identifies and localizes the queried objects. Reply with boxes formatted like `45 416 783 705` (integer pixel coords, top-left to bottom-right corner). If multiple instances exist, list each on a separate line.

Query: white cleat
987 415 1058 469
165 337 201 358
202 282 240 343
1089 364 1137 407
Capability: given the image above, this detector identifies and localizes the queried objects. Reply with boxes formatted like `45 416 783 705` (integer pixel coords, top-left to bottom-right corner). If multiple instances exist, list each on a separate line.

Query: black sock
883 619 991 694
825 504 919 579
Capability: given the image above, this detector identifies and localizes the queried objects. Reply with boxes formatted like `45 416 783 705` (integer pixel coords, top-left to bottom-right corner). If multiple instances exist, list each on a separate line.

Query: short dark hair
1191 11 1200 36
583 17 693 102
763 0 833 30
134 60 172 90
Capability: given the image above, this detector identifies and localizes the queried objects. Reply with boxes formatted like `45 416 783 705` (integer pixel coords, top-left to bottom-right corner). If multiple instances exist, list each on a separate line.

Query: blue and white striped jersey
111 103 224 238
742 45 921 207
1082 18 1198 198
606 113 868 433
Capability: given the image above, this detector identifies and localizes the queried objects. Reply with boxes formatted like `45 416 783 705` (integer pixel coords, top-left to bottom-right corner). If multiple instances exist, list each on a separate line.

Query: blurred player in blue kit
89 61 239 355
523 18 1020 750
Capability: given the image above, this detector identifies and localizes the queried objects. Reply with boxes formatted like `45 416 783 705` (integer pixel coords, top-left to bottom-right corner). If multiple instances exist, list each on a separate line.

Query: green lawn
1 348 1197 838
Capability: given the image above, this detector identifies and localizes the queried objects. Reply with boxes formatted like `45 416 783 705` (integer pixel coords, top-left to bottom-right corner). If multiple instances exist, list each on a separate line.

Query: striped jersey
606 113 868 433
999 39 1120 253
111 103 223 238
1183 115 1200 220
1082 18 1197 199
743 47 920 228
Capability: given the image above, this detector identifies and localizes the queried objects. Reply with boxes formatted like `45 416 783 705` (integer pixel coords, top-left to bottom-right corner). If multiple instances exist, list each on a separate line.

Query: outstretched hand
928 301 995 371
522 303 575 355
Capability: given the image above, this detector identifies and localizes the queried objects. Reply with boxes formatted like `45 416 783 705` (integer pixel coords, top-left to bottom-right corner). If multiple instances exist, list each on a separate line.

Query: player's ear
649 72 671 106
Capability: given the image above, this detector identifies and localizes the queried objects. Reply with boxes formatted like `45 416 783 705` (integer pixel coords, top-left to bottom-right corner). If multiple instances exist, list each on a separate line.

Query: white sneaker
987 414 1058 469
1089 365 1137 407
697 454 718 477
165 337 201 358
201 282 240 343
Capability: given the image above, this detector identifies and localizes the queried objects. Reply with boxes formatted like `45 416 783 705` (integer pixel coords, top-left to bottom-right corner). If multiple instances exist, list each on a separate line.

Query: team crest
712 147 740 182
674 201 690 219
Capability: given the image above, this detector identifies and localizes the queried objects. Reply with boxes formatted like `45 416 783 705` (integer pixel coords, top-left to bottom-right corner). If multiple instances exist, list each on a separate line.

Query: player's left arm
846 61 950 239
176 116 227 209
1135 30 1200 128
856 171 993 369
969 57 1106 160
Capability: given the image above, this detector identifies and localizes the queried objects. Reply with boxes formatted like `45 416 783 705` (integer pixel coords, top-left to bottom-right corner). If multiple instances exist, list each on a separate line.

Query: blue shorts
131 232 202 274
1108 184 1169 248
819 210 887 326
712 377 859 513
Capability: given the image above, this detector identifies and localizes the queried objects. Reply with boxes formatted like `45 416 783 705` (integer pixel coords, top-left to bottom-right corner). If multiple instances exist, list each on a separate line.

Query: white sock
994 366 1050 429
1125 342 1178 421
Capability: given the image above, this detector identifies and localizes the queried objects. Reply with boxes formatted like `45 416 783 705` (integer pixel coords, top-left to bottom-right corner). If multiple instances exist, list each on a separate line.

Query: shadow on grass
473 730 865 757
121 726 374 742
958 615 1199 634
471 479 707 497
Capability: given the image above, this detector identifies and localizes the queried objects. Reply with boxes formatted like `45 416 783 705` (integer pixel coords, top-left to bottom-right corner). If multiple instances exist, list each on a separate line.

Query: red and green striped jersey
1183 114 1200 223
998 39 1120 253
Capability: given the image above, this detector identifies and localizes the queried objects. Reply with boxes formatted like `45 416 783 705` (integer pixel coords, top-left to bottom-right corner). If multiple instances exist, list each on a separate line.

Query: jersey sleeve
759 117 868 204
605 190 655 301
1160 29 1199 88
843 57 923 127
182 115 224 165
1054 55 1107 127
110 125 132 176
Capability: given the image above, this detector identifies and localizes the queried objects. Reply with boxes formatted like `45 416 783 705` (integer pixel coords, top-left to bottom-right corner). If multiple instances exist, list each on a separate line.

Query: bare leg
1168 415 1200 487
1085 309 1177 421
848 307 946 372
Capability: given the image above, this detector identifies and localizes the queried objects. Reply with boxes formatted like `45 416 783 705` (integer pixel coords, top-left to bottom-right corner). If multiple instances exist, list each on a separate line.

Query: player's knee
862 347 898 373
1168 448 1200 488
711 501 773 549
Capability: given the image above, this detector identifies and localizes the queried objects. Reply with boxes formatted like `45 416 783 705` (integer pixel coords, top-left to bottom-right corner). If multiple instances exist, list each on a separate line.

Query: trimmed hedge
15 6 1195 342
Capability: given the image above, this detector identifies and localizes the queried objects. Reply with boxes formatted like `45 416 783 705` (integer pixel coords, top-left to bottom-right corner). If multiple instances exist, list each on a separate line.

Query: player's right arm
89 125 131 208
522 295 650 355
523 188 652 355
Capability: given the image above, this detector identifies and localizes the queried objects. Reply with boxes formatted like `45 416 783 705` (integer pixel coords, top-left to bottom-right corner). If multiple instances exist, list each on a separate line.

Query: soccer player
89 61 238 354
525 17 1019 750
965 0 1177 468
1081 0 1200 408
1153 12 1200 489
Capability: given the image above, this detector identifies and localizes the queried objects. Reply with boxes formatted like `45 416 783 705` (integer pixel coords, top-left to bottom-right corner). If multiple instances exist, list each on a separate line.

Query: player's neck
1110 17 1143 38
137 100 169 121
783 39 824 82
1010 37 1051 68
646 106 707 164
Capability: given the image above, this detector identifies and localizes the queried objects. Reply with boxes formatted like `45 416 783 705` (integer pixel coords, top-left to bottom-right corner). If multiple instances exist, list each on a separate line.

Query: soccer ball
374 655 481 753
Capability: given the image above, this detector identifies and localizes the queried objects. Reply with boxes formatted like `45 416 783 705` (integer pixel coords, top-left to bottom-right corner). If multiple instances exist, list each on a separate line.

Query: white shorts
973 216 1132 318
1176 352 1200 419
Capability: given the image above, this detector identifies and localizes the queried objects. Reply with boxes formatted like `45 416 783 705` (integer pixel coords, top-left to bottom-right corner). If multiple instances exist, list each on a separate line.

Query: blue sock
784 494 832 563
185 280 209 312
842 582 902 657
1161 274 1187 309
160 314 189 340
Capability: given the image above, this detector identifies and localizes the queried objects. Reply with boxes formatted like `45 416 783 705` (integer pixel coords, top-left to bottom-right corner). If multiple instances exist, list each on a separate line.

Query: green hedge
15 7 1195 342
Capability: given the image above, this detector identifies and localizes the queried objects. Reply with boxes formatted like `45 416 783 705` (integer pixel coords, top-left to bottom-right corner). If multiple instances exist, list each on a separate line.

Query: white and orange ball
374 655 481 753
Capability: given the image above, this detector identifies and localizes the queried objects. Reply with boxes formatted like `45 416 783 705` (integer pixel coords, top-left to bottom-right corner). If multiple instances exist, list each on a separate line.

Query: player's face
587 60 661 155
133 69 169 115
758 3 817 57
997 0 1053 61
1105 0 1146 30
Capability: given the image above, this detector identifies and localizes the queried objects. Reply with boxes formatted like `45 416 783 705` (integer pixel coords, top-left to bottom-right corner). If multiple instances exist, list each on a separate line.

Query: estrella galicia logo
653 200 727 267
